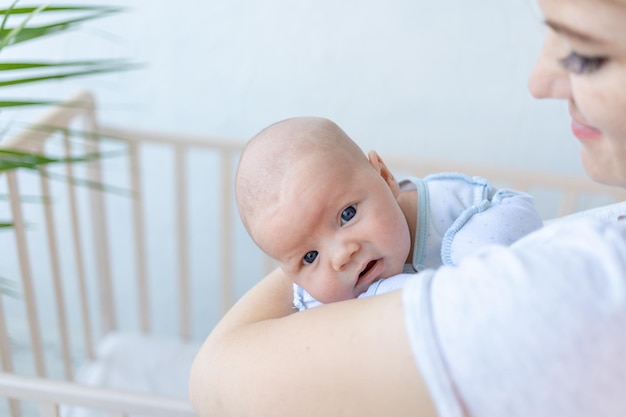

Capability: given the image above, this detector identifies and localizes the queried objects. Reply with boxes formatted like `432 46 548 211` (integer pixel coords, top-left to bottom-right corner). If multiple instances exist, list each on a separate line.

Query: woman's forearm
188 268 295 416
207 267 295 340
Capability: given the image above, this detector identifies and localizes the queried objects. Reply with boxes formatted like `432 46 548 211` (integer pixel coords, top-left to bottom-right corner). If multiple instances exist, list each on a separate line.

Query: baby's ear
367 150 400 198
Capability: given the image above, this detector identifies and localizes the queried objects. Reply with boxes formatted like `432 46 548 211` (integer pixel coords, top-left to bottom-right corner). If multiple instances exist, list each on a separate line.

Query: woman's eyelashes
559 51 607 74
340 205 357 225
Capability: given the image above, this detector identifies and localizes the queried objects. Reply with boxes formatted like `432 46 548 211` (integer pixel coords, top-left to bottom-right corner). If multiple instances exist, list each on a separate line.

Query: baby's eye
559 51 607 75
341 205 357 225
303 251 318 265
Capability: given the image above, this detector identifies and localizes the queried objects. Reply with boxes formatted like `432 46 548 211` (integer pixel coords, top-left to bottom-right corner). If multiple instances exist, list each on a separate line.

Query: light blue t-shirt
403 203 626 417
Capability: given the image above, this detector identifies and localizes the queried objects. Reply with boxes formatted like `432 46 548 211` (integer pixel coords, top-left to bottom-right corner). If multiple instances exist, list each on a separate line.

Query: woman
189 0 626 416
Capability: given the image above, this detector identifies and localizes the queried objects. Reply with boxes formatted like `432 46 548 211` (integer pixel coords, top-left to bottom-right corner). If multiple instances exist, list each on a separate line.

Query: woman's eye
341 205 357 225
559 51 607 75
303 251 318 265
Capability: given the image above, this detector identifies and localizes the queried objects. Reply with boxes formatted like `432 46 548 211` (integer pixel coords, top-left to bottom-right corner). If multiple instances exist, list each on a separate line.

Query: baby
235 117 543 309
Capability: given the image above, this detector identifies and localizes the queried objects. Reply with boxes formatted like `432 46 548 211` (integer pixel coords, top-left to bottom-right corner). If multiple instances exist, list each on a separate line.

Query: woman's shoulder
546 201 626 225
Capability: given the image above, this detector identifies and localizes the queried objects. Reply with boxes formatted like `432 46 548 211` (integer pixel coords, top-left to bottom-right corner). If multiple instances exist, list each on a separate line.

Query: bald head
235 117 369 238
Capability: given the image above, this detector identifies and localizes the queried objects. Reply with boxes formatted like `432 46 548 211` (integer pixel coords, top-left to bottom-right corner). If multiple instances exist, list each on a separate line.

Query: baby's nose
330 241 359 272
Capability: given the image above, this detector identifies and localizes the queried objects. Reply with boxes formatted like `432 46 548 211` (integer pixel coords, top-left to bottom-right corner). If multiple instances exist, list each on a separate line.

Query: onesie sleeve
294 274 413 310
441 188 544 266
292 284 323 310
403 217 626 417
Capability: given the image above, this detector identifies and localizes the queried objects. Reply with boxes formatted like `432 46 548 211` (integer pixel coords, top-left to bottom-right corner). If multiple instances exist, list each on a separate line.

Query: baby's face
251 153 411 303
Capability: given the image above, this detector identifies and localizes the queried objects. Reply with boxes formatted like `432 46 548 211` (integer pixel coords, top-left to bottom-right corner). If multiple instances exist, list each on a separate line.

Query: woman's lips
569 102 602 140
571 118 602 140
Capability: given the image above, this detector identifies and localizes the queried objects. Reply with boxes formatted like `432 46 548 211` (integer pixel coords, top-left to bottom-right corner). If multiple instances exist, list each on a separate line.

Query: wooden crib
1 91 624 417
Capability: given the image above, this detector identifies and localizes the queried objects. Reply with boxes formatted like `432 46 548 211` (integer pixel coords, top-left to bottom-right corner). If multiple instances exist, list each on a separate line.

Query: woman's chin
582 153 626 188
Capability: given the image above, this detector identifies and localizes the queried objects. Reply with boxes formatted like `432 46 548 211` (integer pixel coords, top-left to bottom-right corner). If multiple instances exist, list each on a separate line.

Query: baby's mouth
359 260 377 279
355 259 384 293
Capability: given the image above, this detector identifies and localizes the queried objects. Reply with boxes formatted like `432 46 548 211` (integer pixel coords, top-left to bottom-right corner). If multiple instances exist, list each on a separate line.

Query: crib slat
80 98 117 336
6 172 47 378
38 402 59 417
38 168 73 380
7 398 21 417
63 135 95 361
220 150 234 316
0 293 22 417
129 142 150 334
558 189 580 217
175 145 190 340
0 291 14 374
86 138 116 335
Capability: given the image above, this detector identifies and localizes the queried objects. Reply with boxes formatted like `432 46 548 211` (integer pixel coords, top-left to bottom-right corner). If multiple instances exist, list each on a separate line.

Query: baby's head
236 117 411 303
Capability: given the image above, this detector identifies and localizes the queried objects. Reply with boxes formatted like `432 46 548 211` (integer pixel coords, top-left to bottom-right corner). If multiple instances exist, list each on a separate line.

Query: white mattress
61 332 201 416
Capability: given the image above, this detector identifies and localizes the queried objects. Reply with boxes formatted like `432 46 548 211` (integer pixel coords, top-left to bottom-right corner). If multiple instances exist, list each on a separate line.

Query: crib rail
0 373 195 417
385 155 626 218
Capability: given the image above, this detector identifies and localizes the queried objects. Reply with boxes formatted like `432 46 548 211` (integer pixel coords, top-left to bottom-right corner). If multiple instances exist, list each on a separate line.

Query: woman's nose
330 240 359 272
528 31 572 99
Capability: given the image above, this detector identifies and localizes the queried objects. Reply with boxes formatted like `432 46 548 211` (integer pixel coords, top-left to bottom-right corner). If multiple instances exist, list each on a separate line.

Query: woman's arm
188 268 437 417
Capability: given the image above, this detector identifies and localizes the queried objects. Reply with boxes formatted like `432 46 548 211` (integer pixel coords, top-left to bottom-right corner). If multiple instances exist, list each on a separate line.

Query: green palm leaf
0 2 45 50
0 62 139 88
0 0 136 244
0 5 124 49
0 5 121 15
0 277 19 297
0 2 136 109
0 148 119 172
0 99 60 107
0 60 128 71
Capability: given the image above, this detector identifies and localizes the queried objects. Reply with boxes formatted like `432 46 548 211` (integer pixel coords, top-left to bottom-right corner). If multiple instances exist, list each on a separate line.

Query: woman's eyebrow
545 20 608 45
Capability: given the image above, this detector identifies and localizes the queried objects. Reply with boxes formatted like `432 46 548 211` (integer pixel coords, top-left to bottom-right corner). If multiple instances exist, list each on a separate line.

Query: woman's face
528 0 626 187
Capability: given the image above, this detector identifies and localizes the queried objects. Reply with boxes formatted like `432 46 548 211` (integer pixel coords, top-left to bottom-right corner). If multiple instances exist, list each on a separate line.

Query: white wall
2 0 585 175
